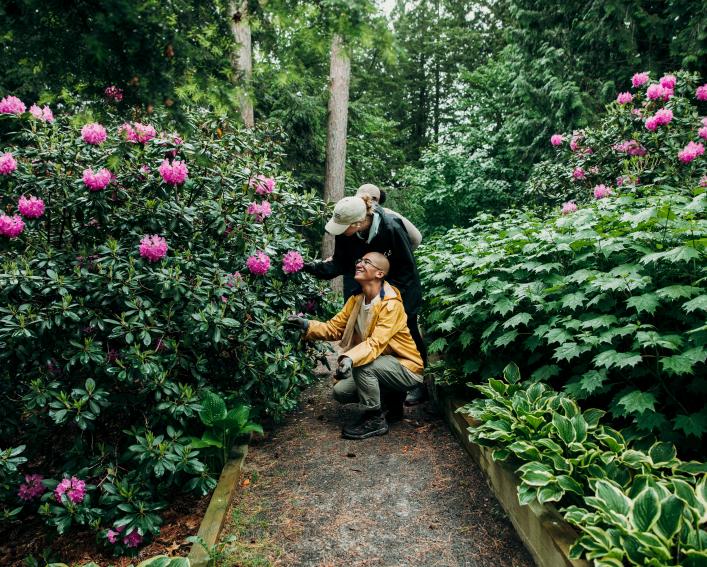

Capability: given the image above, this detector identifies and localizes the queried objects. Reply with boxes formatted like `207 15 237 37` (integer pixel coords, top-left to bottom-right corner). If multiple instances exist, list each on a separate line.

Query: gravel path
219 352 535 567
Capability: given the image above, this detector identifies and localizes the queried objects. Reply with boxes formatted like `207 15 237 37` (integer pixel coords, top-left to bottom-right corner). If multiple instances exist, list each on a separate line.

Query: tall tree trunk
322 34 351 279
229 0 254 128
433 0 440 143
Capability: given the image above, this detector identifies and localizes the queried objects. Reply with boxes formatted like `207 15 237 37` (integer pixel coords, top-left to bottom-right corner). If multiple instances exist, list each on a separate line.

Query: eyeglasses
355 258 383 271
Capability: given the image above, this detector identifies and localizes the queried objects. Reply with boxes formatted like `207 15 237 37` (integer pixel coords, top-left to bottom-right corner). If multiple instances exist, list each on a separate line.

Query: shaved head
364 252 389 276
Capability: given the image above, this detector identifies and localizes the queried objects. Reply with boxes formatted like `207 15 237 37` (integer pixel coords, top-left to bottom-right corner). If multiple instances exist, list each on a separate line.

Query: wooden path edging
187 443 250 567
434 388 590 567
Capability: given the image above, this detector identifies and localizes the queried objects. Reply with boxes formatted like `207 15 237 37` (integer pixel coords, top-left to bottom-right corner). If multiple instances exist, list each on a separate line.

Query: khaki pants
333 355 422 410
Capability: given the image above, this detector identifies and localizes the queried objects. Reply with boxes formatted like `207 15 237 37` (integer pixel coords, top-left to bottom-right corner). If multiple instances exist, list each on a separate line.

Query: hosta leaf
631 488 661 532
554 342 590 362
683 294 707 314
648 442 677 466
673 412 707 438
552 413 576 444
503 312 532 329
654 495 684 541
626 293 659 315
594 479 630 517
617 390 656 416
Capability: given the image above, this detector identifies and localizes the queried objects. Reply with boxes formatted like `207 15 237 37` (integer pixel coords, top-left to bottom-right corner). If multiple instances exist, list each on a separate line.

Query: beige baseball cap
325 196 367 235
356 183 381 201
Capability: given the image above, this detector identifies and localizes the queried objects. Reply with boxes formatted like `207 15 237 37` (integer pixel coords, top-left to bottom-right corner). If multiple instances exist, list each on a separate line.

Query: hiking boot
342 413 389 440
381 390 406 423
404 384 428 406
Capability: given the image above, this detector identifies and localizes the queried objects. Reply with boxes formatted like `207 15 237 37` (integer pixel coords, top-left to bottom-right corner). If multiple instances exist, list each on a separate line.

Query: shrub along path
217 347 534 566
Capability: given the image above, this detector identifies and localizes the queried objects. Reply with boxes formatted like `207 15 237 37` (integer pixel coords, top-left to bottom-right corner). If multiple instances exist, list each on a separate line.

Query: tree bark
322 33 351 277
229 0 254 128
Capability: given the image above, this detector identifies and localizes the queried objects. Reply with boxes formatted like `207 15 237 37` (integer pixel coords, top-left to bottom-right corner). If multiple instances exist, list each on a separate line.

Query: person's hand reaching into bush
286 315 309 332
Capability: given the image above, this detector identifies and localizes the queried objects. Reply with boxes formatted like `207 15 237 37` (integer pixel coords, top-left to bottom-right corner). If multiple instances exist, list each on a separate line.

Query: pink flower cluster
225 271 242 287
81 123 107 145
250 175 275 195
550 134 564 146
593 184 612 199
646 83 673 102
106 525 143 547
696 85 707 101
119 122 156 143
660 75 676 90
55 476 86 504
0 214 25 238
701 176 707 188
678 141 704 164
616 92 633 105
645 108 673 131
18 196 46 218
246 201 272 222
18 474 45 501
83 168 112 191
572 167 586 180
29 104 54 122
104 85 124 102
158 159 188 185
139 235 168 262
282 251 304 274
631 72 650 88
569 132 582 151
0 95 26 114
614 140 647 156
0 152 17 175
561 202 578 215
246 251 271 275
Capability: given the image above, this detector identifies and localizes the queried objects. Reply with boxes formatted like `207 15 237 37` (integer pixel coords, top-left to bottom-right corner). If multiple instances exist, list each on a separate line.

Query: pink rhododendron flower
616 92 633 105
246 252 271 275
158 159 188 185
173 134 183 145
569 132 583 152
250 175 275 195
54 476 86 504
29 104 54 122
0 214 25 238
550 134 564 146
646 83 667 101
81 123 107 145
0 152 17 175
678 141 705 164
699 127 707 141
123 530 143 548
593 184 612 199
613 139 647 157
18 474 44 501
645 116 659 131
654 108 673 125
119 122 157 143
631 72 650 88
631 108 643 118
225 271 242 287
18 196 46 218
106 525 125 544
572 167 586 180
246 201 272 222
561 202 578 215
282 251 304 274
616 176 624 187
696 85 707 101
83 168 112 191
104 85 124 102
0 95 26 114
659 75 676 90
139 235 168 262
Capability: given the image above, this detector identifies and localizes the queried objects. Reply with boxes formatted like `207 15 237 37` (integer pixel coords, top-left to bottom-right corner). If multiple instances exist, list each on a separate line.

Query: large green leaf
617 391 656 416
654 495 684 541
630 487 661 532
594 480 630 516
199 390 227 426
552 413 576 444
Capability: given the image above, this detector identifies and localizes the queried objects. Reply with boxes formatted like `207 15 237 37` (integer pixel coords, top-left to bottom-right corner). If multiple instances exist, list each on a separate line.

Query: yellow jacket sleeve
305 295 356 342
344 300 407 367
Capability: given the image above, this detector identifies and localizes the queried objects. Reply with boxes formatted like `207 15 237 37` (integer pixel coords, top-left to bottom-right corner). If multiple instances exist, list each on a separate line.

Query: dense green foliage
420 76 707 451
0 100 331 549
461 364 707 567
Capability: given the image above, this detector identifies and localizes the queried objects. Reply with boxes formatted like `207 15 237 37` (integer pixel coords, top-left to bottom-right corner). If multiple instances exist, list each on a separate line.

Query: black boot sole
341 423 390 440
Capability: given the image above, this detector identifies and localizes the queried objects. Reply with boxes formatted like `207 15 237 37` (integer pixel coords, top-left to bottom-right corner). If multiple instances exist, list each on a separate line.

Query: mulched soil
0 492 208 567
218 351 536 567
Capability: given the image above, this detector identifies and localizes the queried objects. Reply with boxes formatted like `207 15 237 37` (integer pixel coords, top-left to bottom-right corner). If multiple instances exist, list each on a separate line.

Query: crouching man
288 252 424 440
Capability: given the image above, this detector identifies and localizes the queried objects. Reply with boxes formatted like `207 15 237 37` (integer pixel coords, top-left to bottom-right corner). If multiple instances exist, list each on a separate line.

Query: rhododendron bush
0 100 330 550
420 71 706 454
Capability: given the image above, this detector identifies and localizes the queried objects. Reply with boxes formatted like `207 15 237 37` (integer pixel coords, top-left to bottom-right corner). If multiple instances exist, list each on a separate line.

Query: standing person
302 194 428 384
288 252 423 439
355 184 422 250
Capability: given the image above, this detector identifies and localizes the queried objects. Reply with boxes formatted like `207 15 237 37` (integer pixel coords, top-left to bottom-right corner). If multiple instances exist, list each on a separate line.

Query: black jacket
309 207 422 315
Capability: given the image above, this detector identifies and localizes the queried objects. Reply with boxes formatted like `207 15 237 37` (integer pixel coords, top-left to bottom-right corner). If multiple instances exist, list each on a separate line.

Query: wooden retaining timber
187 443 249 567
435 388 590 567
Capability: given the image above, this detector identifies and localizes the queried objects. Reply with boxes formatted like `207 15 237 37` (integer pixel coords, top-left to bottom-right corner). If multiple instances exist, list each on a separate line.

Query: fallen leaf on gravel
242 478 251 487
